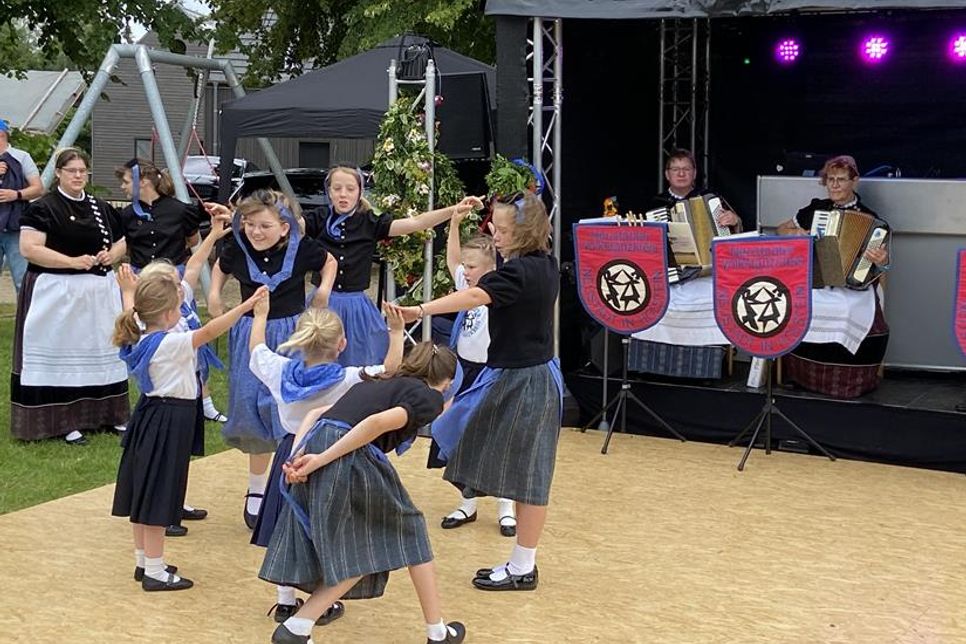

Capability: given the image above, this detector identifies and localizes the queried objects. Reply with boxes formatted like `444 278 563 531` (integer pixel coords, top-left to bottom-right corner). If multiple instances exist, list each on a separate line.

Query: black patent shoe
268 598 304 623
182 507 208 521
498 515 517 538
142 573 193 592
271 624 311 644
472 566 538 591
441 509 476 529
427 621 466 644
166 524 188 537
134 564 177 582
244 492 264 530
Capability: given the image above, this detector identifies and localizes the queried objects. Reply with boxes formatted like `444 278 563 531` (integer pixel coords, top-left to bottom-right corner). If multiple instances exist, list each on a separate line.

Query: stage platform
2 432 966 643
567 364 966 473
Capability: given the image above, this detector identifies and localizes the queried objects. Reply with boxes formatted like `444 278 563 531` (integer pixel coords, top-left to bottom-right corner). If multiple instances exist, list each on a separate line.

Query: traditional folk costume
111 331 199 527
784 197 890 399
10 189 129 440
311 205 393 366
433 252 564 506
120 171 203 271
217 218 331 454
259 377 445 598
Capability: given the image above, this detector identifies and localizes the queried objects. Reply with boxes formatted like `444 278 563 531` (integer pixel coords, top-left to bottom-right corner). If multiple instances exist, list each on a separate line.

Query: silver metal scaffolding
658 19 711 184
528 17 563 355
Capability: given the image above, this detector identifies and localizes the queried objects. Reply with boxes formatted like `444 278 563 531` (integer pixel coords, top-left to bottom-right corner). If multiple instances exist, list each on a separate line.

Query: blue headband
231 199 301 292
0 119 9 134
511 158 545 195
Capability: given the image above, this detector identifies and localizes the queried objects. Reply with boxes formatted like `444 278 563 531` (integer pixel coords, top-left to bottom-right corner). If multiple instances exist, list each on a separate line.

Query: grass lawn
0 305 233 515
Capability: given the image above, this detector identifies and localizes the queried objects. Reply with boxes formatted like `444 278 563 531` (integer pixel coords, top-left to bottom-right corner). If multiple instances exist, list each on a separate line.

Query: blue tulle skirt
221 314 298 454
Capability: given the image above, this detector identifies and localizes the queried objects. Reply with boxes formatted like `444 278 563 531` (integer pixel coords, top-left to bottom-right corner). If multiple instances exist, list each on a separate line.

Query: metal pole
703 19 711 182
690 19 698 155
531 18 544 188
657 20 666 190
211 80 220 154
41 47 120 187
552 19 563 358
220 64 298 210
133 45 191 203
421 60 437 342
177 39 215 160
386 59 398 303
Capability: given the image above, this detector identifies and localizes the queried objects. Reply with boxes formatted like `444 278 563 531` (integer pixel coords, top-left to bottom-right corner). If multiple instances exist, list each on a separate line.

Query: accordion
644 194 732 275
809 209 889 289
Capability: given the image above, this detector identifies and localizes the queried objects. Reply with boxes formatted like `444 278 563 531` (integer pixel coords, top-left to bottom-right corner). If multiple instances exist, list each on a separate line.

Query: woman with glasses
777 155 891 398
11 147 130 445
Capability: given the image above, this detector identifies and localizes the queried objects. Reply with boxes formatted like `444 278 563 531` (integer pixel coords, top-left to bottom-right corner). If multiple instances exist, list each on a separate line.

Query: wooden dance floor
1 430 964 643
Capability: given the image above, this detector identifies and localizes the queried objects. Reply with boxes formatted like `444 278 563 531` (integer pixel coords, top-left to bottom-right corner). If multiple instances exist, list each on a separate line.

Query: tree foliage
0 1 203 78
209 0 493 85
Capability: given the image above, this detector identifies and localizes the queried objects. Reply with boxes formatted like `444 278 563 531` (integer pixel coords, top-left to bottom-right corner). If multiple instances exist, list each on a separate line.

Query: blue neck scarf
119 331 166 393
448 310 468 350
279 359 346 403
180 300 225 372
325 204 358 239
231 203 301 292
180 301 202 330
130 164 152 222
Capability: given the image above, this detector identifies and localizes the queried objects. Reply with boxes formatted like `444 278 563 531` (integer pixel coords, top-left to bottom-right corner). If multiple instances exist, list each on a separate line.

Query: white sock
283 617 314 636
446 496 477 520
427 620 458 642
248 472 269 515
144 556 180 582
135 548 145 568
65 430 84 442
497 498 516 524
203 396 220 417
487 562 509 581
507 543 537 576
277 585 297 606
183 504 195 512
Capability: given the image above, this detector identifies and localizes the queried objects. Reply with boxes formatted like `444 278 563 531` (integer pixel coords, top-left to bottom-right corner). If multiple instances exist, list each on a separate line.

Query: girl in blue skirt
393 193 563 593
260 342 465 644
111 273 266 592
207 191 338 528
248 294 406 627
311 166 482 366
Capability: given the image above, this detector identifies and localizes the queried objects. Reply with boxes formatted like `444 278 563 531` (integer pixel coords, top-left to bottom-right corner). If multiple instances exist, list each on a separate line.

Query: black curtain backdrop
559 9 966 371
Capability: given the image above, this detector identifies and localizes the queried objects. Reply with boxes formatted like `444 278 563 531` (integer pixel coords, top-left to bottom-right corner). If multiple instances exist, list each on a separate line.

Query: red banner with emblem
954 249 966 358
712 236 813 358
573 221 670 334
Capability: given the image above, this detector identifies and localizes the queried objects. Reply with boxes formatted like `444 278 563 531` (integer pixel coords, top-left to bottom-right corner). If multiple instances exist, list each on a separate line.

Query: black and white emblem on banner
597 260 650 315
732 276 791 338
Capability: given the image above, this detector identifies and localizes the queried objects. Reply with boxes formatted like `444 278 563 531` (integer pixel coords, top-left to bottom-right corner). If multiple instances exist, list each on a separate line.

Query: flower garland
484 154 538 198
370 98 477 302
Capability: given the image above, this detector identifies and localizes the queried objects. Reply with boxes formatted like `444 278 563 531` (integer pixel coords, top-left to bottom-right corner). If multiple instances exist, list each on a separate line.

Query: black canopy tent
486 0 960 18
217 37 495 201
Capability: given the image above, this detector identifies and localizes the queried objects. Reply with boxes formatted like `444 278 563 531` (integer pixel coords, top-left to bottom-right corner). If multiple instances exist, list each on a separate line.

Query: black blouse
217 233 330 319
20 190 124 276
794 196 880 232
310 206 394 292
322 376 444 453
647 187 708 211
121 195 203 268
477 251 559 369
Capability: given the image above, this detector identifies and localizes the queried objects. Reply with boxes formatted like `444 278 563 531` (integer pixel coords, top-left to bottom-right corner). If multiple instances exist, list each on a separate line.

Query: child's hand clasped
384 303 406 332
245 286 270 311
453 196 485 221
117 263 138 293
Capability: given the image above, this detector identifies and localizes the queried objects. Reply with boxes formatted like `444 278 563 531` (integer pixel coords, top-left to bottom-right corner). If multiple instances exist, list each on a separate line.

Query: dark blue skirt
328 291 388 367
251 433 294 547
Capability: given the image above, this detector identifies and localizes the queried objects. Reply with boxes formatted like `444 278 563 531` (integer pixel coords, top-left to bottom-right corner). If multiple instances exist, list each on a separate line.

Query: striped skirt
111 396 196 527
222 314 298 454
11 270 129 440
442 362 563 506
259 422 433 599
328 291 388 367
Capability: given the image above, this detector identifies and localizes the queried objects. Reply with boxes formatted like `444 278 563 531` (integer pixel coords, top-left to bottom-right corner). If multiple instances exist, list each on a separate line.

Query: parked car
183 155 254 202
233 166 374 212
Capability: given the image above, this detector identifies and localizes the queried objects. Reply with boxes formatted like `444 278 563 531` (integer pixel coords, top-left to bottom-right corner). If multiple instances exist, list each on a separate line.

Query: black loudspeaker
437 72 493 160
589 327 623 376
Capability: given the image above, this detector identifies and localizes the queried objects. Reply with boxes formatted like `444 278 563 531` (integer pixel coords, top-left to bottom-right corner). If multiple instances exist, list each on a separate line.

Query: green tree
0 2 203 78
209 0 493 85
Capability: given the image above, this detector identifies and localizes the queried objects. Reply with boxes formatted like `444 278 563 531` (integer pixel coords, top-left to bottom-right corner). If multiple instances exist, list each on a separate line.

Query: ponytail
112 309 143 347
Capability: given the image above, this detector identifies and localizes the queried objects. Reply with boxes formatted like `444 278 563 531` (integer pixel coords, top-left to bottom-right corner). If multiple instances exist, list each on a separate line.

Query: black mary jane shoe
244 492 264 530
316 601 345 626
182 507 208 521
426 621 466 644
472 566 538 592
134 564 177 582
165 524 188 537
271 624 311 644
142 573 193 592
269 598 305 623
440 509 477 529
498 515 517 538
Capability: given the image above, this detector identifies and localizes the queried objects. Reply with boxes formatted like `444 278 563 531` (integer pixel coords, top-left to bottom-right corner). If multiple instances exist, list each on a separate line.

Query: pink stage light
950 34 966 61
861 35 890 63
775 38 801 64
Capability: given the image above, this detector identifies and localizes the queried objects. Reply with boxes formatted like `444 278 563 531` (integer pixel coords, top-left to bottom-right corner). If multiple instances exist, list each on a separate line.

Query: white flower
418 161 431 172
406 207 418 218
417 183 430 195
382 139 395 153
